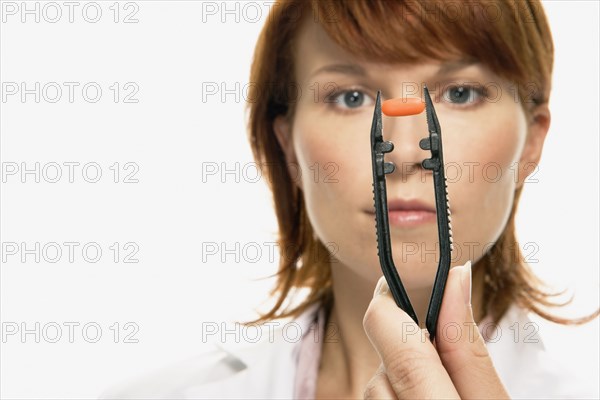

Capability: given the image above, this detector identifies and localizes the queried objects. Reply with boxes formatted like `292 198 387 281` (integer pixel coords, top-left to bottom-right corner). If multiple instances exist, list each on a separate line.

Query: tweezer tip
371 90 383 140
423 85 440 134
423 85 431 102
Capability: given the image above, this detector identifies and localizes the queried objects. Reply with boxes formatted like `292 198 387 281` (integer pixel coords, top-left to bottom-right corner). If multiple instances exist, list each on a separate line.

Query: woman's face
274 18 548 291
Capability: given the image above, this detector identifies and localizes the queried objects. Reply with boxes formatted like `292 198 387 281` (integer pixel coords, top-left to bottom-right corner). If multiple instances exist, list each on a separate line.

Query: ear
515 103 551 189
273 115 302 190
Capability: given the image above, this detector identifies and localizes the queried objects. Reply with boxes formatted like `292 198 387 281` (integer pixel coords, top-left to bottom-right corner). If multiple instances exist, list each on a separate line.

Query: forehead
293 16 368 82
292 16 487 87
295 16 353 65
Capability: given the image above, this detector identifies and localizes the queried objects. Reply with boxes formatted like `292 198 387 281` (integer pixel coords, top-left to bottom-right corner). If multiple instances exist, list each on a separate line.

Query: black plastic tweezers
370 86 453 342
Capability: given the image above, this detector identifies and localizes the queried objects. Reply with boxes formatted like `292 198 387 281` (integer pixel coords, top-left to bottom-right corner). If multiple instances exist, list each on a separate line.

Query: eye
329 89 373 110
442 85 486 106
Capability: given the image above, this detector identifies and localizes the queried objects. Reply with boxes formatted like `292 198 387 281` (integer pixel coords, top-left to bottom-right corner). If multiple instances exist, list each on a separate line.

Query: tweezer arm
421 86 453 341
370 91 419 325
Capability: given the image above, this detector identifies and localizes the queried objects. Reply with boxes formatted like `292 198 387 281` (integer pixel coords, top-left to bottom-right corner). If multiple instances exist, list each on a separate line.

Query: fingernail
461 260 472 305
373 276 389 297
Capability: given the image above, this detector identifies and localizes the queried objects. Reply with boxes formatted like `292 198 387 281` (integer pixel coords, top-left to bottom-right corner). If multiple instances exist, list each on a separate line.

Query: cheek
291 109 378 271
293 120 365 204
444 104 527 261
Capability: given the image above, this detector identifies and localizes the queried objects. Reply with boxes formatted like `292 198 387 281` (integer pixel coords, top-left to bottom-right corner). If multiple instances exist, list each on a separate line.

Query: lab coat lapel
185 303 321 398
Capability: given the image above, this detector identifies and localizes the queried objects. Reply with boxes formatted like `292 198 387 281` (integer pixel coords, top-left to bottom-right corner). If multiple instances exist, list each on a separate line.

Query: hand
362 261 510 399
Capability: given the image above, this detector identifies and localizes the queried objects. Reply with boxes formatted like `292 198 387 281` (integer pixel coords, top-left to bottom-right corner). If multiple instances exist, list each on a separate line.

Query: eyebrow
309 63 367 79
309 59 479 79
436 58 479 75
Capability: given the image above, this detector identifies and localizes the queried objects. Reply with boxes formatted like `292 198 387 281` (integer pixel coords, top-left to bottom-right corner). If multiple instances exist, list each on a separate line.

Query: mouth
366 198 437 227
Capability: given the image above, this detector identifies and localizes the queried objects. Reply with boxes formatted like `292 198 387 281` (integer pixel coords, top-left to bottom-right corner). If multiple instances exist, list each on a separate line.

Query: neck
316 261 485 398
316 261 433 398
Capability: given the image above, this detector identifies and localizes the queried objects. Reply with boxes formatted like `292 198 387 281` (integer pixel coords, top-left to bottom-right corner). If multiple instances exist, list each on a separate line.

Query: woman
100 1 598 398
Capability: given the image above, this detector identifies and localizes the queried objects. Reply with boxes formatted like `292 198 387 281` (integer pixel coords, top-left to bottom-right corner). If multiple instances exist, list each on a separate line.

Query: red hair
244 0 598 325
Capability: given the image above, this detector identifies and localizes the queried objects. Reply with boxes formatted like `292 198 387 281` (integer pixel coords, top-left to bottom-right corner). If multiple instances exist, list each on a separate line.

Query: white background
1 0 598 398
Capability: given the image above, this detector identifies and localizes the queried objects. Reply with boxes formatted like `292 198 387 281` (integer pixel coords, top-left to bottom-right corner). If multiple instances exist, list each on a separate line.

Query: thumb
436 261 475 348
435 261 509 399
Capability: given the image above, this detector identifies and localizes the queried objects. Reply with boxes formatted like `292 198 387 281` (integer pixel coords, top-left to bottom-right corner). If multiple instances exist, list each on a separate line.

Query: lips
367 198 437 227
387 198 436 213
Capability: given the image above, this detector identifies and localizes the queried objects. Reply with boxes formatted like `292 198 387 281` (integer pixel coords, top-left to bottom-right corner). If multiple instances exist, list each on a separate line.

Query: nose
382 113 429 181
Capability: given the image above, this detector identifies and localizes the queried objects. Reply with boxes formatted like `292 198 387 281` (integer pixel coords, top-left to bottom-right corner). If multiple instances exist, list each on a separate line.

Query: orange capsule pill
381 98 425 116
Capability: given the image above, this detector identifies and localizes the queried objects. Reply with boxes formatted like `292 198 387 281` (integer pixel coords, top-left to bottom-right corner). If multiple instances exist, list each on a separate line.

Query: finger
435 262 510 399
363 277 460 399
363 364 396 400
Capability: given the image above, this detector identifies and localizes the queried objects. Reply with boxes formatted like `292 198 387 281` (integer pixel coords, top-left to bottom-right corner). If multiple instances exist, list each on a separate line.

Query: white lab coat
99 303 597 399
